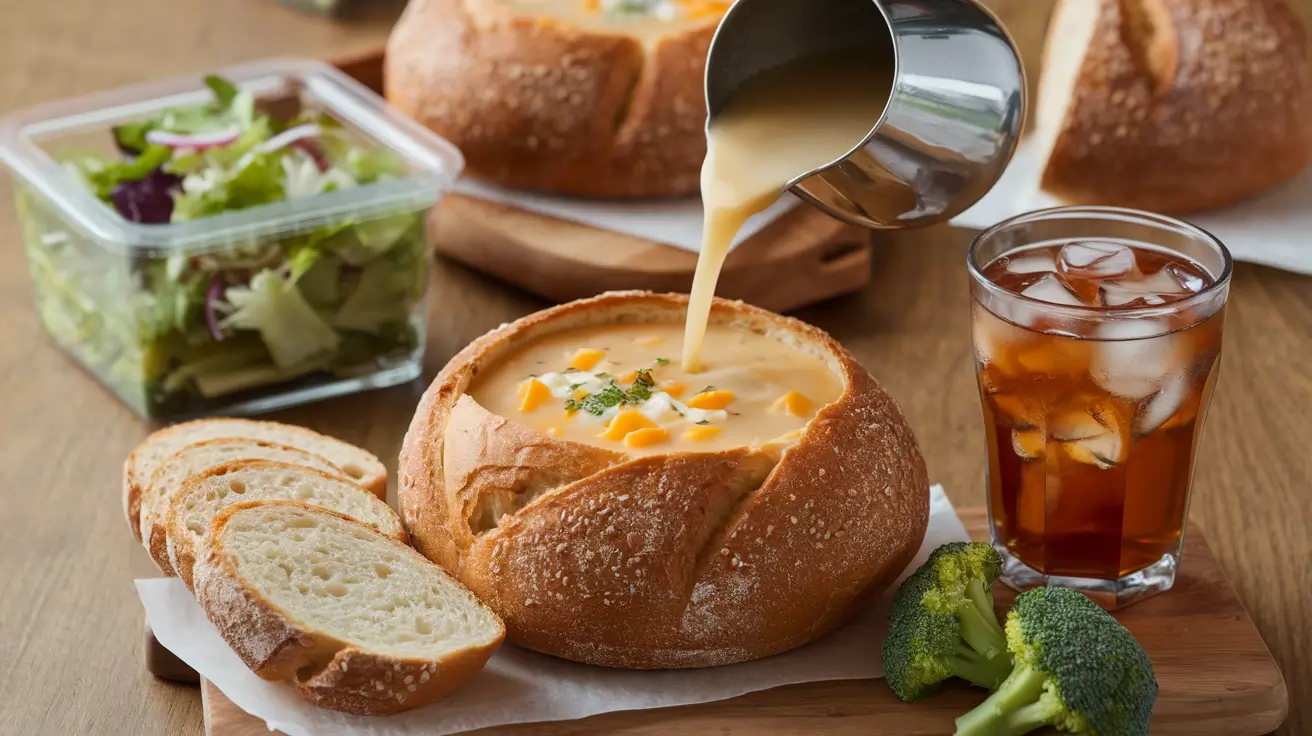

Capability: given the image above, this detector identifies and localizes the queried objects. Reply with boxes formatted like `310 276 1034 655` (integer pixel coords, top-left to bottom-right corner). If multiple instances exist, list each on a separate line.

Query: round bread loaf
398 291 929 668
1036 0 1312 214
384 0 723 198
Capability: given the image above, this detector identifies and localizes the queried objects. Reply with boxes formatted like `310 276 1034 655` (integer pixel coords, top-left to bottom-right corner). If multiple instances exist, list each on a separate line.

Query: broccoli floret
955 586 1158 736
882 542 1013 701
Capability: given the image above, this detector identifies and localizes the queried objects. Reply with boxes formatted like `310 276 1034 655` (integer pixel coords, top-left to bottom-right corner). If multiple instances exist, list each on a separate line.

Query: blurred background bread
385 0 727 198
1034 0 1312 213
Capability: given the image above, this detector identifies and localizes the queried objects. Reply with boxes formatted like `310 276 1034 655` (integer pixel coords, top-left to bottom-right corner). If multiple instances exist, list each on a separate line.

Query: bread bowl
1036 0 1312 214
385 0 728 198
398 291 929 668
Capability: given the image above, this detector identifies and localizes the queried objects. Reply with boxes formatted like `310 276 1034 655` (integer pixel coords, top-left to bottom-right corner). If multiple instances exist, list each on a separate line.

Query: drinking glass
967 206 1232 609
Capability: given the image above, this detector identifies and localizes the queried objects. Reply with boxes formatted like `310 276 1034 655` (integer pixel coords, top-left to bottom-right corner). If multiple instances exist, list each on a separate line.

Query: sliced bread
167 461 406 591
141 439 352 574
194 501 504 716
124 419 387 541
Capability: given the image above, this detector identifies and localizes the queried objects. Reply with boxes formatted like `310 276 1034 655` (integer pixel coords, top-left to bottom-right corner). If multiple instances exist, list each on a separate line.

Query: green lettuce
220 268 339 368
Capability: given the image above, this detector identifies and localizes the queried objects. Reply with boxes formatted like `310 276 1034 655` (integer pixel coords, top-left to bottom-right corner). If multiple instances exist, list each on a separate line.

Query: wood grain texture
0 1 1310 735
432 195 872 313
201 509 1287 736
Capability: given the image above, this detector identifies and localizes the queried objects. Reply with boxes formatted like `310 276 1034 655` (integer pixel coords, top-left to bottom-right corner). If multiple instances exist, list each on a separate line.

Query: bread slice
385 0 721 198
1035 0 1312 213
194 501 504 716
124 419 387 542
141 439 353 574
167 461 406 591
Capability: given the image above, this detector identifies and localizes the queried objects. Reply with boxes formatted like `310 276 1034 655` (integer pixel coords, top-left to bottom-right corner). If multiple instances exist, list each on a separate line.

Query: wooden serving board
200 508 1288 736
334 50 873 313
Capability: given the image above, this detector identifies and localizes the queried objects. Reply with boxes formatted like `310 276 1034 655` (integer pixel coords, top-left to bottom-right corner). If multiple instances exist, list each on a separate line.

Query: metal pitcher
705 0 1026 230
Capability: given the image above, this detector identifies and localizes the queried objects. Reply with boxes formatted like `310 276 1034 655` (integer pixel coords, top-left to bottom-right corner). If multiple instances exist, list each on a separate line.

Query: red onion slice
255 124 322 155
204 277 226 342
145 127 241 149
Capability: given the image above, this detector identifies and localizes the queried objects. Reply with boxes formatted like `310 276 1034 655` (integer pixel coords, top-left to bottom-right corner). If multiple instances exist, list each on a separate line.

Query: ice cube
1134 374 1190 436
1050 401 1121 441
1059 242 1136 278
1091 319 1179 399
1128 269 1191 296
1021 273 1088 307
1004 252 1058 275
1012 428 1045 460
1165 263 1207 293
1062 432 1124 469
993 393 1043 428
1100 283 1168 308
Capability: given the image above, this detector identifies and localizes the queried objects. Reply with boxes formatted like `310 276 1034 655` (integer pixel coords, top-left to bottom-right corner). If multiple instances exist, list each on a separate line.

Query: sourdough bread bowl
399 291 929 668
1036 0 1312 213
385 0 726 198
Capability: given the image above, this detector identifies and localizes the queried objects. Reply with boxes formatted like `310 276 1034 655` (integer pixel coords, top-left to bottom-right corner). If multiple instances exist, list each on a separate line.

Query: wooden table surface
0 1 1309 735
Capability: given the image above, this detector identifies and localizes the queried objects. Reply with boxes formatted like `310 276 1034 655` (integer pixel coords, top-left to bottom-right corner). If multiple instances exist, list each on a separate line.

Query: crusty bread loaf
124 419 387 542
399 291 929 668
385 0 720 198
194 501 504 716
141 439 352 574
1036 0 1312 213
166 461 406 590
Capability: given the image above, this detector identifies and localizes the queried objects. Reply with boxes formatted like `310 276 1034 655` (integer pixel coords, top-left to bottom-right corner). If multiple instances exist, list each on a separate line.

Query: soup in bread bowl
399 292 928 668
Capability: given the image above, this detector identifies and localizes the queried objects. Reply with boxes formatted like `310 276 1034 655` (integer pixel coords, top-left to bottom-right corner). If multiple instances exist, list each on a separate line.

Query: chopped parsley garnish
696 419 710 425
699 385 716 394
655 357 670 365
563 367 580 374
565 370 655 416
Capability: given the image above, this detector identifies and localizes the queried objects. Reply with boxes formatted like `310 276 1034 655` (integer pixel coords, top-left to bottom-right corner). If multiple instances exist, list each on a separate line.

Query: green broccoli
954 586 1158 736
882 542 1014 701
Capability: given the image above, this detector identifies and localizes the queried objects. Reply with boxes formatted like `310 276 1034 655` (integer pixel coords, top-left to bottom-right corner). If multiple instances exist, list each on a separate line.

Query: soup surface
683 50 895 371
469 323 844 455
504 0 726 39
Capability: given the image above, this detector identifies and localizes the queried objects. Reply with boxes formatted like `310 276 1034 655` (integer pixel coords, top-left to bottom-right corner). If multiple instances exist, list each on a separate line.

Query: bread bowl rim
438 290 865 460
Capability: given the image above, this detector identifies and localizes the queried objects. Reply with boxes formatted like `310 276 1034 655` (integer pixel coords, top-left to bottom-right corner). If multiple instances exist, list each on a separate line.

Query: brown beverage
972 233 1227 603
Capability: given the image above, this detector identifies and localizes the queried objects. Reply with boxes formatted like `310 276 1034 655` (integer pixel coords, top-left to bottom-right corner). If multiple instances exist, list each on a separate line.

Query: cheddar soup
468 323 843 455
506 0 727 39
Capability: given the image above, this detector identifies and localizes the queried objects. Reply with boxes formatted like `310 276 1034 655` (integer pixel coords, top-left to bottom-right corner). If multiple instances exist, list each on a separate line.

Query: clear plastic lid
0 58 464 256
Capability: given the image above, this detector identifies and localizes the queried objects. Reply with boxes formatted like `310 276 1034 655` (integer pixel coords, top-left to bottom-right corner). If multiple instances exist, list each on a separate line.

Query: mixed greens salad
21 75 428 418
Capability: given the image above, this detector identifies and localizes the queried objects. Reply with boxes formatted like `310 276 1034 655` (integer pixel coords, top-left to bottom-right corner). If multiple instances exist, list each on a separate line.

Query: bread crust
1040 0 1312 214
399 291 930 668
385 0 715 198
143 440 348 575
165 461 407 591
123 419 388 544
195 501 504 716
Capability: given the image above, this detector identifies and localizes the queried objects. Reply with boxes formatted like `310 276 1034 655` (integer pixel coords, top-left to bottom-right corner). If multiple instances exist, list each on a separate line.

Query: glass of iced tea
968 207 1232 609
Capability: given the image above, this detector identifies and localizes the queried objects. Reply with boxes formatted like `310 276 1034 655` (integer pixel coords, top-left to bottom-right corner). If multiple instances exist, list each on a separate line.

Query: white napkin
137 484 967 736
453 178 799 253
953 141 1312 275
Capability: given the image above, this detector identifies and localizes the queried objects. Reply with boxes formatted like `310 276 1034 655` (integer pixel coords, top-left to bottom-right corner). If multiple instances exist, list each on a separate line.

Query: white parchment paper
137 484 967 736
453 178 799 254
953 141 1312 275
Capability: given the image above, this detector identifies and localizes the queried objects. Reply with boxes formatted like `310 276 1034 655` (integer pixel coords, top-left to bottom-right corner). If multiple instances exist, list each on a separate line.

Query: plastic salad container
0 59 463 420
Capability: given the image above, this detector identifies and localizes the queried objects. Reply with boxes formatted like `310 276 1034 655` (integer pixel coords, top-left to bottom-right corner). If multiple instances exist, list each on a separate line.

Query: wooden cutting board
334 50 873 313
199 508 1288 736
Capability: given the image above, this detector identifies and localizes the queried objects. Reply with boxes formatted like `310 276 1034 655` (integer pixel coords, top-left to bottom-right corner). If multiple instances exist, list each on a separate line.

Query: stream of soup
682 50 895 371
468 323 844 455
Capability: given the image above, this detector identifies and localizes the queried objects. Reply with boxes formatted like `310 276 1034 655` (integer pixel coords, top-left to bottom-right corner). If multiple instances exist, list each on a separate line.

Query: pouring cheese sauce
469 50 891 454
681 51 895 372
468 323 843 455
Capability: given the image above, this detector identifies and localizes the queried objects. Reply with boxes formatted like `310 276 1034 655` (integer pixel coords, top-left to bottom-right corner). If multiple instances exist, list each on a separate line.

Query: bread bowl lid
0 58 464 256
